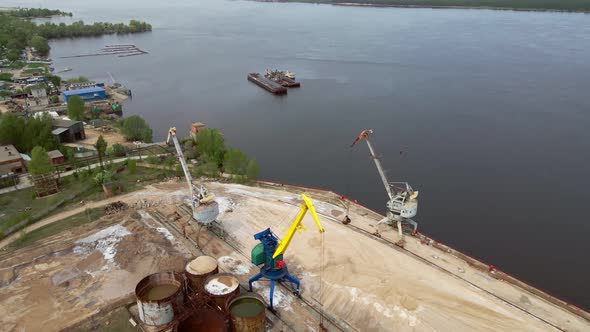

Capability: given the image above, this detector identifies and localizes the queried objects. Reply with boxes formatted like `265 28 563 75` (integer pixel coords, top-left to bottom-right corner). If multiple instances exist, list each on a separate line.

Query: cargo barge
247 73 287 95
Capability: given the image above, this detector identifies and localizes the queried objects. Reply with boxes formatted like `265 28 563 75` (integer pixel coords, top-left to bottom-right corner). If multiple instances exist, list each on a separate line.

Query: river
11 0 590 309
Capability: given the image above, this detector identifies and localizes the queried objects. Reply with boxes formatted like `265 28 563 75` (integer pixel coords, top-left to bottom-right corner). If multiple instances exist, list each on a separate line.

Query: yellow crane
249 194 324 310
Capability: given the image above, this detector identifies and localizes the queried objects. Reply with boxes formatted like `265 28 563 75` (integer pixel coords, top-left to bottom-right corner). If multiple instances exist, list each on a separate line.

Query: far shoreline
253 1 590 14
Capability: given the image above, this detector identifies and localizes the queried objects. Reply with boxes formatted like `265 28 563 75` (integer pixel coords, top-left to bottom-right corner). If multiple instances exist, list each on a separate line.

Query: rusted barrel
227 293 266 332
174 306 229 331
135 272 185 326
203 273 240 312
185 256 218 294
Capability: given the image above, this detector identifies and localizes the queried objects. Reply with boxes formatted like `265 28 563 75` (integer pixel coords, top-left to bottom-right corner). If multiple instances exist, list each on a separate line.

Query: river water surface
11 0 590 309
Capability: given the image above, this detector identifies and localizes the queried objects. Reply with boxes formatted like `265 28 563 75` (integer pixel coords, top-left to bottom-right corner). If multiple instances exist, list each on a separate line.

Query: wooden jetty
247 73 287 95
60 44 148 59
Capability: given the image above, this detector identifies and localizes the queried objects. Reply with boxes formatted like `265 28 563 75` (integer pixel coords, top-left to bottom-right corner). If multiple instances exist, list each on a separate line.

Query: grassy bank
8 207 104 250
278 0 590 12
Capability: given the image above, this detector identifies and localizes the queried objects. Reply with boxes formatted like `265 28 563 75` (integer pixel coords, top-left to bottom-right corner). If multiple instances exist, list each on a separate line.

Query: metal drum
185 256 219 294
135 272 185 326
227 293 266 332
194 201 219 225
203 273 240 312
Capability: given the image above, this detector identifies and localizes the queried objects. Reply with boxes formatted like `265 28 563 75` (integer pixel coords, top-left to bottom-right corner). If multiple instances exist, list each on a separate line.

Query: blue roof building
62 87 106 103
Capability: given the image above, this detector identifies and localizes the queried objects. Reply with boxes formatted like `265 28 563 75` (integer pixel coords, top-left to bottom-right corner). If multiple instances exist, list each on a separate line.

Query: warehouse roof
51 128 69 135
0 145 22 163
52 119 81 128
62 86 104 96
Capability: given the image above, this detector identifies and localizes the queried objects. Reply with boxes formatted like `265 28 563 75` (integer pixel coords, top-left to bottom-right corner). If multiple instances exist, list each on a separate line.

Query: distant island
262 0 590 12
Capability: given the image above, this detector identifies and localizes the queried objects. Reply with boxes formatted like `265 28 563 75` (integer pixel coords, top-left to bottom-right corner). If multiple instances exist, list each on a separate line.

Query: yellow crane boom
272 194 325 259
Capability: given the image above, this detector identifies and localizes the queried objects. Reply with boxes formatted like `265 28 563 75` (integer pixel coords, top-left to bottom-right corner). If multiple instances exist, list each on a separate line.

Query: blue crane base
248 265 300 310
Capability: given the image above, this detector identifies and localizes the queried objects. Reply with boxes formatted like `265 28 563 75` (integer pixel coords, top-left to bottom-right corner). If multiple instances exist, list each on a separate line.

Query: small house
47 150 65 165
0 145 26 175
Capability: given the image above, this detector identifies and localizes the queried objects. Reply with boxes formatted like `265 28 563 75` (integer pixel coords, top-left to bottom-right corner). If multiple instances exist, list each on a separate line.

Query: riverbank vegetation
1 8 72 18
0 8 151 59
283 0 590 12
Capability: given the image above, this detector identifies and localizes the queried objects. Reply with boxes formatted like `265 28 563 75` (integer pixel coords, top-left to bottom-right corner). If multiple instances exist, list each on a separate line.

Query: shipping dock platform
247 73 287 95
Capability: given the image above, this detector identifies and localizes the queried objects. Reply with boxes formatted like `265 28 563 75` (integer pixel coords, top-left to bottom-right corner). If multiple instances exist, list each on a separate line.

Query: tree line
0 10 151 58
4 8 72 18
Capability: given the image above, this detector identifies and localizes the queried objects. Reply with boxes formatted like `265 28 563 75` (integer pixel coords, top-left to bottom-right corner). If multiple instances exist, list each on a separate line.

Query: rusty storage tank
194 201 219 225
203 273 240 311
185 255 218 294
227 293 266 332
135 272 185 326
174 306 229 332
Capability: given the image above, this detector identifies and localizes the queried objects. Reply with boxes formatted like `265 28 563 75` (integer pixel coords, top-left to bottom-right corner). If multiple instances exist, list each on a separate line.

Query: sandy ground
0 180 588 331
0 207 192 331
194 182 589 332
65 127 130 150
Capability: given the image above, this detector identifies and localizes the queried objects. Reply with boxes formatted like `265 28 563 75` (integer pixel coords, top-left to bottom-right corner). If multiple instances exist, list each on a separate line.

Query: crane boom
167 127 197 209
272 194 324 259
351 129 393 200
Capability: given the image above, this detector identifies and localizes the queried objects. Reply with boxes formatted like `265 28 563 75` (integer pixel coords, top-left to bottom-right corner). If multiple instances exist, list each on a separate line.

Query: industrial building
0 145 26 175
62 86 106 103
52 119 86 143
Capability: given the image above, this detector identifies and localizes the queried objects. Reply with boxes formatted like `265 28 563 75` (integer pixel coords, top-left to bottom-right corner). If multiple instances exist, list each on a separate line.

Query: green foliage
47 74 61 87
224 148 249 176
66 76 89 83
0 72 13 81
67 95 85 120
127 159 137 174
247 158 260 181
30 35 49 56
195 128 225 166
121 115 153 142
28 146 52 175
0 11 150 57
183 139 198 160
21 113 58 152
107 143 127 157
95 135 108 170
5 8 72 18
7 49 20 61
0 114 25 149
94 170 113 185
50 95 59 104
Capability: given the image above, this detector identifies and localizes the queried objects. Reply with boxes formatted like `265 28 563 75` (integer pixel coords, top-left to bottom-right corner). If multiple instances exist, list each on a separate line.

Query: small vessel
264 69 300 88
283 70 295 79
57 67 72 73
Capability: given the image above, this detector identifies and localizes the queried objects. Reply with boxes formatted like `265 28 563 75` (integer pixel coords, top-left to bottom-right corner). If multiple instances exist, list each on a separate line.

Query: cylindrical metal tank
174 306 229 332
194 201 219 225
203 273 240 311
135 272 186 326
185 256 218 294
227 293 266 332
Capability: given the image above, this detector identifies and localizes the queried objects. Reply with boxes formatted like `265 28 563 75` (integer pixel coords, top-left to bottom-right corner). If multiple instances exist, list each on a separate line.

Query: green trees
121 115 153 142
28 147 52 175
50 95 59 104
67 95 85 120
7 49 20 61
0 113 57 152
247 159 260 180
107 143 126 157
30 35 49 56
224 149 249 176
95 135 107 171
195 128 225 166
0 114 25 150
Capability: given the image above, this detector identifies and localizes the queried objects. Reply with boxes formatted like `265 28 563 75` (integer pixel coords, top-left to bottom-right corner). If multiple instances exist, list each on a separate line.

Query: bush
121 115 152 142
107 143 127 157
127 159 137 174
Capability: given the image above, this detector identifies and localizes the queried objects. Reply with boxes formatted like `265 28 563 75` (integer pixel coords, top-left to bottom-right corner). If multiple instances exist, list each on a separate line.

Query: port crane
166 127 219 225
249 194 325 310
351 129 419 239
